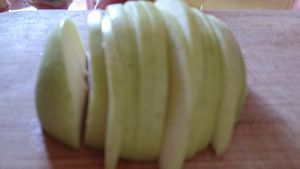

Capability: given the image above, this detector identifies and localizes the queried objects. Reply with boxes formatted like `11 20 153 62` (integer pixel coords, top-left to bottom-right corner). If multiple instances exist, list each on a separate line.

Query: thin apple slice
185 9 223 158
155 2 194 169
136 1 168 160
102 13 124 169
84 11 108 149
123 1 168 160
103 3 144 168
106 4 139 160
155 0 205 100
207 15 247 155
156 0 209 167
157 11 191 169
35 18 87 148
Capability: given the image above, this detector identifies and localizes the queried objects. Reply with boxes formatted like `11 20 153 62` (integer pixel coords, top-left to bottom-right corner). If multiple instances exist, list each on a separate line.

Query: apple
84 11 108 150
35 0 247 168
35 18 87 148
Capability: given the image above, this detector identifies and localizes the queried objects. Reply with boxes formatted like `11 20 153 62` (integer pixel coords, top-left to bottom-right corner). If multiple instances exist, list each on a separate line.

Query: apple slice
185 9 223 158
207 15 247 155
35 18 87 148
84 11 108 149
106 4 139 161
103 3 146 168
156 0 210 167
157 12 190 169
155 2 194 169
123 1 168 160
101 11 127 169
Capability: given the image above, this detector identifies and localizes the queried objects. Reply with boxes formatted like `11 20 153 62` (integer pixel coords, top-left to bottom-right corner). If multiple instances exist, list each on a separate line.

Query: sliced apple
84 11 108 149
123 1 168 160
36 1 247 166
207 15 247 155
35 18 87 148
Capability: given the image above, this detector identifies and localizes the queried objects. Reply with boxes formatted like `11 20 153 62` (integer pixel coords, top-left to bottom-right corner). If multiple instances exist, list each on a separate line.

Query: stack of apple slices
35 0 247 169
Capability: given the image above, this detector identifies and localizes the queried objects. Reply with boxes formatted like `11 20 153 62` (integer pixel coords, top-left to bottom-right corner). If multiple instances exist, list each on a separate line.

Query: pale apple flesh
84 11 108 149
35 18 86 148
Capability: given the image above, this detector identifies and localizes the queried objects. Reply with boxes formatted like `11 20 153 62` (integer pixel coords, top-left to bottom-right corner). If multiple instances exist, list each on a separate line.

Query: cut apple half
85 11 108 149
35 18 87 148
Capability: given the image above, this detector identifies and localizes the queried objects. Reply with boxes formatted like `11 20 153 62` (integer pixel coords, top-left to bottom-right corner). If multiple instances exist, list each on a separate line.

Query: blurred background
1 0 299 12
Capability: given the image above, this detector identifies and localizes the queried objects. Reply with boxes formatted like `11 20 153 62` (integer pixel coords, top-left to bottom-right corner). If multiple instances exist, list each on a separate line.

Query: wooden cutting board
0 10 300 169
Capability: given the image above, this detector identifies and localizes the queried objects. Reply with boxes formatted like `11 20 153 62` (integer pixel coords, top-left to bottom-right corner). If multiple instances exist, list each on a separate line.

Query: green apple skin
207 15 247 155
35 18 87 148
85 11 108 150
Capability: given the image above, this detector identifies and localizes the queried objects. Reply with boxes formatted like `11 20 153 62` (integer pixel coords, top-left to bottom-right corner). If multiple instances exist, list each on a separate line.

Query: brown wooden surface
0 10 300 169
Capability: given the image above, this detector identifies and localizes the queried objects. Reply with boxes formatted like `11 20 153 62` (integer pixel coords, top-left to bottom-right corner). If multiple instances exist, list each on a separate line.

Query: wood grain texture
0 10 300 169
